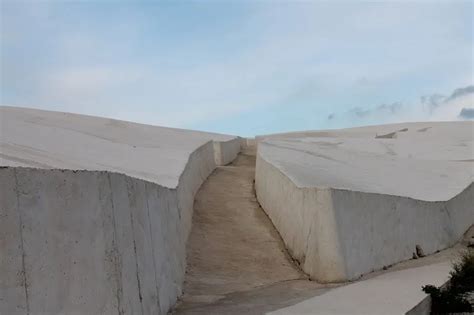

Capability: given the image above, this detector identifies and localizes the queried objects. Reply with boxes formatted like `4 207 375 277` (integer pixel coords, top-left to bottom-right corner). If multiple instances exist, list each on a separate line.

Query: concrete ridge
255 150 474 282
256 122 473 202
0 106 241 189
0 107 242 315
256 120 473 140
0 105 238 140
258 151 474 203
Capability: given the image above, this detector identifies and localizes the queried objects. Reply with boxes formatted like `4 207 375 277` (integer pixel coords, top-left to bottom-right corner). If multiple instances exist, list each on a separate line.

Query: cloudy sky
1 1 473 136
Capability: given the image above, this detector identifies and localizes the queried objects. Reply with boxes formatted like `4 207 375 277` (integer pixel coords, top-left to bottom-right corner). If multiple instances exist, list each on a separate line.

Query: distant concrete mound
0 106 241 315
255 122 474 282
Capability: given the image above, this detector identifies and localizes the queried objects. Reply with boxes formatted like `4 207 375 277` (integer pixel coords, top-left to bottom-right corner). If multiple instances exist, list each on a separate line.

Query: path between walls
172 147 334 314
171 146 466 315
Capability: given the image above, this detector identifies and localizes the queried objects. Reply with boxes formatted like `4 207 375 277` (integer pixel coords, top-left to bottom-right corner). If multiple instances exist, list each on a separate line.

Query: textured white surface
0 107 240 315
258 122 474 201
0 106 237 187
255 122 474 282
268 262 452 315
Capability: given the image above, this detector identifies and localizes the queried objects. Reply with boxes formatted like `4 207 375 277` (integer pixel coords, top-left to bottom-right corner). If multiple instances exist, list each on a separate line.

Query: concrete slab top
268 261 452 315
258 122 473 201
0 106 237 188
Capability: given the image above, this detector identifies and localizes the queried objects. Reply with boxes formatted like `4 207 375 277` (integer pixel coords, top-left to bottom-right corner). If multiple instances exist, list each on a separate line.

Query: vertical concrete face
0 168 27 315
0 139 242 314
331 184 474 280
107 173 144 315
213 138 242 166
10 169 119 314
255 122 473 282
0 107 242 314
255 152 474 283
255 155 347 282
125 177 161 315
304 188 346 282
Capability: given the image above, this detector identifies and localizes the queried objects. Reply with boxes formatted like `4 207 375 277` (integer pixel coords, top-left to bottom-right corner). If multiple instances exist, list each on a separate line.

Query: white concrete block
0 106 241 314
255 122 474 282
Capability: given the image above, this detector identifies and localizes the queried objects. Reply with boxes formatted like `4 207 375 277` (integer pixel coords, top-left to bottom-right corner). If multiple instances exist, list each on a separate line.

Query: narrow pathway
173 147 331 314
172 147 465 314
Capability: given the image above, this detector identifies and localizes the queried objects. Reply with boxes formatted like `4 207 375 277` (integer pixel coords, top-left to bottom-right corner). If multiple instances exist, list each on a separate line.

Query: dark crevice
107 174 124 315
144 183 162 313
126 177 145 315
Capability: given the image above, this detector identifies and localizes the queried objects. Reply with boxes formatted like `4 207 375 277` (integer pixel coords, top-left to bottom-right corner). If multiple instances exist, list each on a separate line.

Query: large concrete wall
0 141 221 315
255 148 474 283
0 107 243 315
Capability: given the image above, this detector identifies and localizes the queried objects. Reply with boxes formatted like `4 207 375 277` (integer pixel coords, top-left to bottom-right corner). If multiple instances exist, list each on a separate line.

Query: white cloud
429 87 473 121
327 85 474 126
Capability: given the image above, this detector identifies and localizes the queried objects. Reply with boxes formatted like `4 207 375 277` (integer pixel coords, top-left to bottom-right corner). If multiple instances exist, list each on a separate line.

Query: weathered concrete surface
0 106 239 185
213 138 242 166
173 148 333 314
267 261 452 315
267 242 470 314
0 106 241 314
255 122 474 282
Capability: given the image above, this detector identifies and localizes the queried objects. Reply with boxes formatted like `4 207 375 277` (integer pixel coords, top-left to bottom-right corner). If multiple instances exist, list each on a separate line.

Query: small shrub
422 250 474 314
449 249 474 295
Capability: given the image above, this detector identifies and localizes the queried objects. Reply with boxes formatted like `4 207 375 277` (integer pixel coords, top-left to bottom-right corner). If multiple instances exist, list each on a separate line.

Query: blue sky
1 1 473 136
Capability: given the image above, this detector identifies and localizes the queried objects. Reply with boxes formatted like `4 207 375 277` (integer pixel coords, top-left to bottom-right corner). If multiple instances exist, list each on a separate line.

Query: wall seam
13 169 30 315
107 173 124 315
125 177 144 315
144 183 162 314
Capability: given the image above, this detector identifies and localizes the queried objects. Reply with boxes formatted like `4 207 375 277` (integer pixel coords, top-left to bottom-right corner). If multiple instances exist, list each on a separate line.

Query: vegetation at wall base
422 249 474 314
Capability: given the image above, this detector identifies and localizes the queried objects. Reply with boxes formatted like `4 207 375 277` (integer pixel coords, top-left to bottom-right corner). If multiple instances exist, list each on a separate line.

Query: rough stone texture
255 122 474 282
0 107 241 314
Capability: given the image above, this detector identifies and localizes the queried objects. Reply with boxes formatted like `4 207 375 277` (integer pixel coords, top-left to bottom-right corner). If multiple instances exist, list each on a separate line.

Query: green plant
449 249 474 295
422 250 474 314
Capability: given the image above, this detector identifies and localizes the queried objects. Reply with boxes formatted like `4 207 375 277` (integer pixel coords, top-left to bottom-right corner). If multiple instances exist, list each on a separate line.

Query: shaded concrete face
255 155 346 283
213 138 242 166
0 143 215 315
255 122 474 282
0 107 242 314
331 185 474 280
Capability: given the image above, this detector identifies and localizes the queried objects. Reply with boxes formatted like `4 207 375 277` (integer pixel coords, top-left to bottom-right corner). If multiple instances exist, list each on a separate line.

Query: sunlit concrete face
0 106 241 315
255 122 474 282
0 106 240 186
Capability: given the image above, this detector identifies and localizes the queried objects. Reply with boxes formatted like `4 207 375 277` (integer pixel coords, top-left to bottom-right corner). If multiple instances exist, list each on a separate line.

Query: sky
1 1 473 136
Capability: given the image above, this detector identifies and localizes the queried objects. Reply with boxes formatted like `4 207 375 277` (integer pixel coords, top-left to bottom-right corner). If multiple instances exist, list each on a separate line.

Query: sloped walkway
172 146 465 314
173 147 331 314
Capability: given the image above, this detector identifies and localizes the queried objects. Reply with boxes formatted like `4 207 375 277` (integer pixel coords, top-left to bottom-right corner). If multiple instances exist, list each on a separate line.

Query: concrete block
0 106 241 314
255 122 474 282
